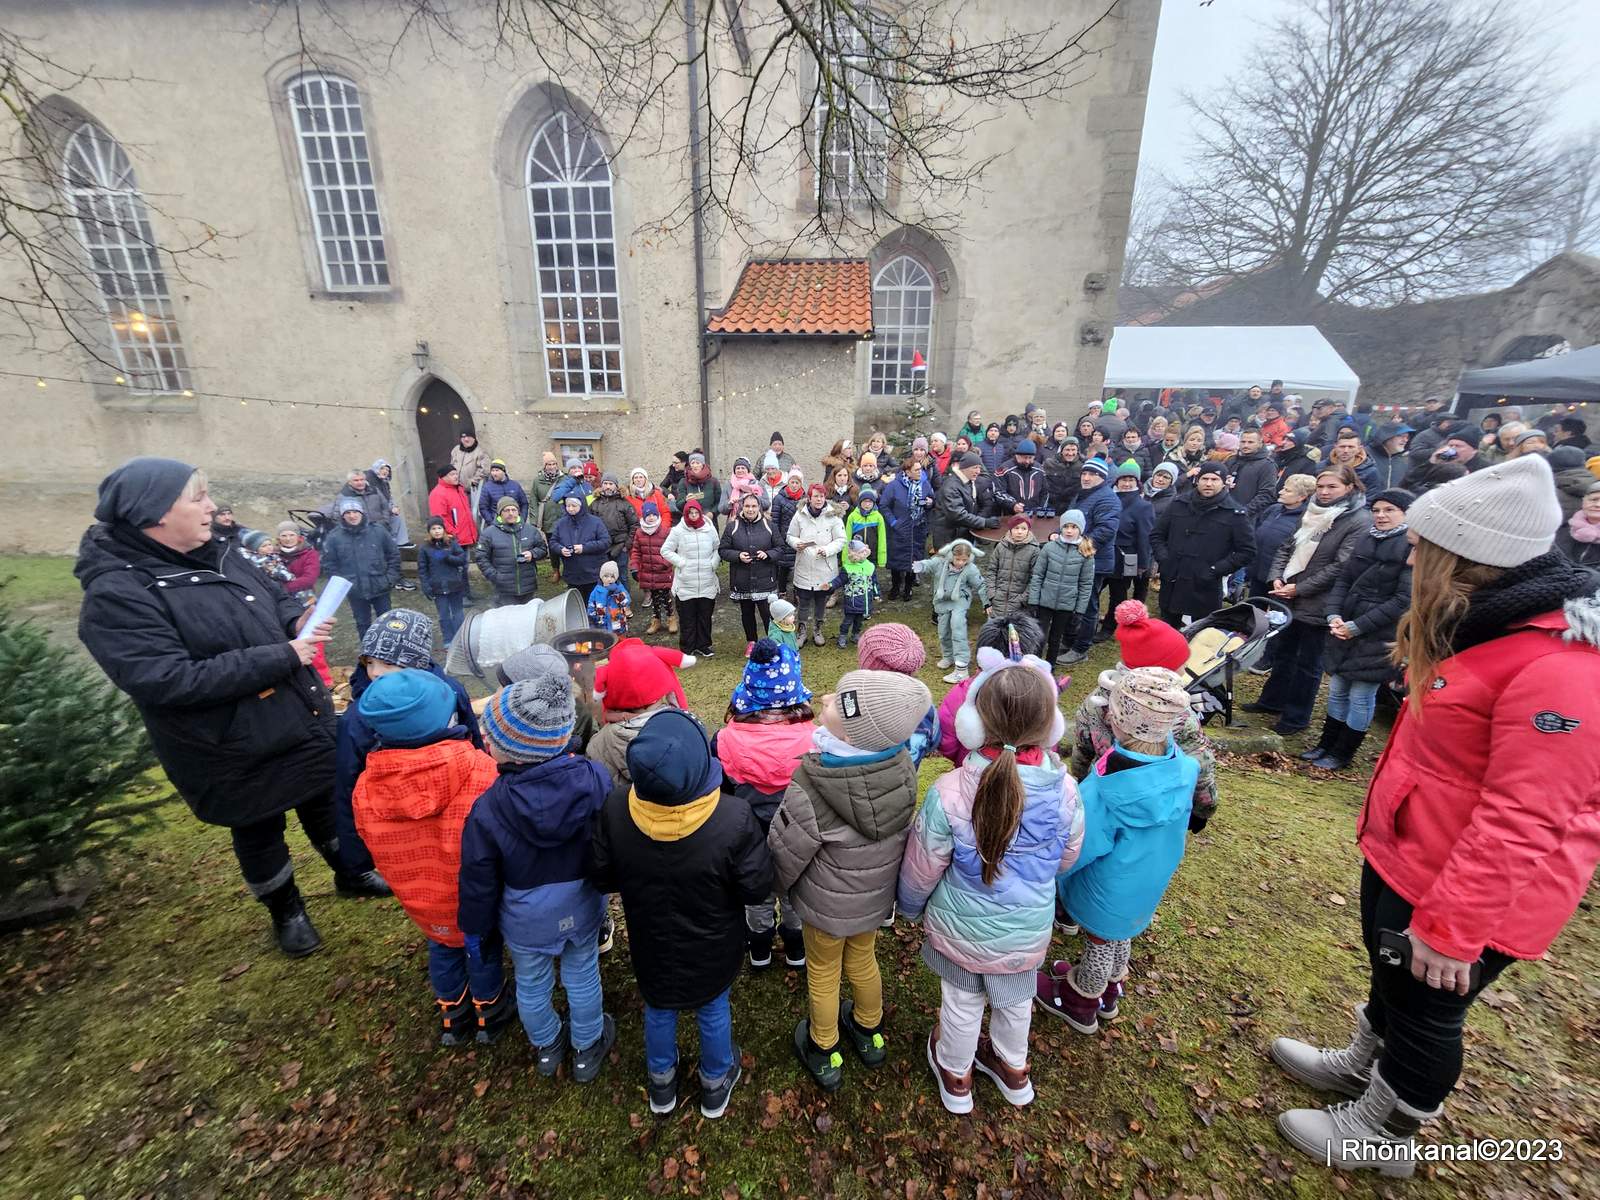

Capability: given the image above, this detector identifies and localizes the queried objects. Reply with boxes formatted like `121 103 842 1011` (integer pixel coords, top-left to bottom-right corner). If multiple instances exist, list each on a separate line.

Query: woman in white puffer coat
659 498 722 657
787 483 846 647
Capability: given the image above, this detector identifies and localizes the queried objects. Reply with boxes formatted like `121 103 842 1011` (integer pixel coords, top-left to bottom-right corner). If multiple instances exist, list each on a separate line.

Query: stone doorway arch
388 362 487 528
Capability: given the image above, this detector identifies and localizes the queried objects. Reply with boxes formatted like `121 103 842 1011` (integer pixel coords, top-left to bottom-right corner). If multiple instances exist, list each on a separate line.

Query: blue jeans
1072 574 1110 651
427 933 504 1001
433 592 465 646
348 590 393 640
506 936 605 1051
1326 673 1381 732
643 989 734 1085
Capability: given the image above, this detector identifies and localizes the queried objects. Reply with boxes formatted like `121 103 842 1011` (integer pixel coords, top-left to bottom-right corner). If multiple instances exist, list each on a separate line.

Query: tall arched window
870 255 932 396
61 123 191 394
527 112 624 396
287 73 389 289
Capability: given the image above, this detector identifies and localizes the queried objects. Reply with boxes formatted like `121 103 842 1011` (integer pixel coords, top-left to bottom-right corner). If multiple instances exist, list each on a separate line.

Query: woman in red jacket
1271 456 1600 1176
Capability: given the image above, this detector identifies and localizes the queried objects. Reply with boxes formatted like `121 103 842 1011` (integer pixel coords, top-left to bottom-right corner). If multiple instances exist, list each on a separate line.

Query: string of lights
0 343 913 420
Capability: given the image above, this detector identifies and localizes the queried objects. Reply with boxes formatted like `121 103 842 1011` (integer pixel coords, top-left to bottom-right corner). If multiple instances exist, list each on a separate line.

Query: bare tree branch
1156 0 1554 311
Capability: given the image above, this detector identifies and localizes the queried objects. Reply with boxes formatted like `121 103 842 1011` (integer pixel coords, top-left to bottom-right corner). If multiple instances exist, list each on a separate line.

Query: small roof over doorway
707 258 874 337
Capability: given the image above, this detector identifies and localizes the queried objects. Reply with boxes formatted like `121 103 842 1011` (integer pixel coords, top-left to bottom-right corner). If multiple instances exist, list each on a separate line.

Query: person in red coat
429 465 479 548
1271 455 1600 1176
630 501 676 635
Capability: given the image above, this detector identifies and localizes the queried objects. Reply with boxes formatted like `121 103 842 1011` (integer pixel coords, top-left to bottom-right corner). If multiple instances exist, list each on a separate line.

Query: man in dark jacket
1099 463 1157 638
1225 429 1279 517
1151 463 1256 629
590 472 641 576
476 496 550 605
1363 423 1412 490
1553 417 1591 452
1061 458 1124 663
76 456 364 959
930 452 1000 547
1274 428 1320 484
551 494 613 592
993 438 1050 516
590 709 772 1119
335 608 477 885
476 459 530 529
320 495 402 638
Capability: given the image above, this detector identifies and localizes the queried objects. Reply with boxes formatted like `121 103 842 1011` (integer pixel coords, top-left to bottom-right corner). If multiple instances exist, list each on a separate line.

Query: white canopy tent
1103 325 1361 404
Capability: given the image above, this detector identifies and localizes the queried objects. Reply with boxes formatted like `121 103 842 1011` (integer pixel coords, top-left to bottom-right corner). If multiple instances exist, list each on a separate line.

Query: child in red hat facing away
1066 600 1216 833
587 637 697 784
352 670 505 1046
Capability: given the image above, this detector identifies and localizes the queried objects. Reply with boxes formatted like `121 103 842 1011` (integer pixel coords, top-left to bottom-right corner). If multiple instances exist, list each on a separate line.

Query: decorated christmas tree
887 351 937 457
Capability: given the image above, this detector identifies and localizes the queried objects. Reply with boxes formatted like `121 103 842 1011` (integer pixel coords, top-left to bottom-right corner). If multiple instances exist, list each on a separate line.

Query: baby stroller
286 507 337 550
1179 597 1292 727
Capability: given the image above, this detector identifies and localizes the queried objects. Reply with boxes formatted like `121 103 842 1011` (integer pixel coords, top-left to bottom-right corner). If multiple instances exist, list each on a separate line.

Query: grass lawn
2 553 1597 1199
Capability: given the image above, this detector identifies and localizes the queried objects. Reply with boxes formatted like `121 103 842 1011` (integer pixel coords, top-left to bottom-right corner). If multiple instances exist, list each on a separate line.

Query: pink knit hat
856 623 926 674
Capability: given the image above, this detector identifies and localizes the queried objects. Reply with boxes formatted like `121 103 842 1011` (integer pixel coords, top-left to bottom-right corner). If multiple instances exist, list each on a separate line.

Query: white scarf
1283 499 1346 580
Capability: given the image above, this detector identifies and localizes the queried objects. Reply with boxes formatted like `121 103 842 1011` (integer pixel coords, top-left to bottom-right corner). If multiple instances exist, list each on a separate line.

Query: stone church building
0 0 1158 552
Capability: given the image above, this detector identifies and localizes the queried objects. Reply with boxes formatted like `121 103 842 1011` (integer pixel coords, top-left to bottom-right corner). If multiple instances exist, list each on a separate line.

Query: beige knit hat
833 669 933 752
1107 667 1191 746
1406 454 1561 568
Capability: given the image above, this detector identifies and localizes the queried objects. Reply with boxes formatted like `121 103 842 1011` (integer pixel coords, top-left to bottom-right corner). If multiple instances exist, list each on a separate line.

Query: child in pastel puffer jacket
898 654 1083 1115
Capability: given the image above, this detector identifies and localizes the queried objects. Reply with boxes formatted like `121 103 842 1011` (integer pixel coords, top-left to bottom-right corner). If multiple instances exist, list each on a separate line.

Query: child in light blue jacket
911 538 991 684
1036 666 1198 1035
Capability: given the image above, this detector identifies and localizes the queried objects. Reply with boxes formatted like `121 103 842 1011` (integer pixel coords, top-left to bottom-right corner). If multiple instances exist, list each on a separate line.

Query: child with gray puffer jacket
767 669 931 1093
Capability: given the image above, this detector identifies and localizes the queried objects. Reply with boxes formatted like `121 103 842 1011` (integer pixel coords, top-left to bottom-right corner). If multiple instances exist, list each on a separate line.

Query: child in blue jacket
458 670 617 1081
587 560 633 633
1035 666 1198 1035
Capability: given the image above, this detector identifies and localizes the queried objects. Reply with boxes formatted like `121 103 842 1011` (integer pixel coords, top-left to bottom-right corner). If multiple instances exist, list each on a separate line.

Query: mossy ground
3 554 1596 1199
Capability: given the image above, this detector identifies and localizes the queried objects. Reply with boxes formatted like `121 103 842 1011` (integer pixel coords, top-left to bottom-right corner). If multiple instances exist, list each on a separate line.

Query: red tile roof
706 258 873 337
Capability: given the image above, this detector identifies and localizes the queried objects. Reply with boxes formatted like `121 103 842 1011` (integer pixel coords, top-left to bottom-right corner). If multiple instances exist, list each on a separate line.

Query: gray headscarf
94 457 195 527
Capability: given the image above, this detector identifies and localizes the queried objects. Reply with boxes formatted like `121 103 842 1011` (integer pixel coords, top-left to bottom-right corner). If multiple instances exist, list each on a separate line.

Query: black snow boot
1300 716 1346 762
261 879 323 958
1313 722 1368 771
314 838 392 898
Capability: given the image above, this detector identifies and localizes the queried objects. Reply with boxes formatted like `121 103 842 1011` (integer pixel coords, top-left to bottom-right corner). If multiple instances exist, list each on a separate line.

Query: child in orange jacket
353 669 506 1046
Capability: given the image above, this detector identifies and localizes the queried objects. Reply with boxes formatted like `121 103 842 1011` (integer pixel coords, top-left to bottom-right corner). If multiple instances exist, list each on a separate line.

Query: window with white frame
527 112 624 396
812 9 891 208
870 256 933 396
288 73 390 289
61 123 191 394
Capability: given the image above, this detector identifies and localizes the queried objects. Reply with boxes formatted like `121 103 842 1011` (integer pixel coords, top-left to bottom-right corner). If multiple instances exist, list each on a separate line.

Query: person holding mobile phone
1270 456 1600 1176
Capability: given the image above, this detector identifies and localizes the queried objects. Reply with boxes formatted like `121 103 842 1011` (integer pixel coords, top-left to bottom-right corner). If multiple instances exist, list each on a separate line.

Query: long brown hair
1392 537 1503 713
971 667 1058 886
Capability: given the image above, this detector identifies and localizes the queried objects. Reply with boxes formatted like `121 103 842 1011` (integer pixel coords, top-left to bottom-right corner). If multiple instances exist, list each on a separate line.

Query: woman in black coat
1306 489 1416 769
74 458 384 960
719 492 782 643
1247 466 1373 735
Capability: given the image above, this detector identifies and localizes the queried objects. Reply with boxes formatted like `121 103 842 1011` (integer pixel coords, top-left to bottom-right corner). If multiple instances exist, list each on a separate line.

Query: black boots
1301 716 1347 761
1312 721 1368 770
261 879 323 958
314 838 393 897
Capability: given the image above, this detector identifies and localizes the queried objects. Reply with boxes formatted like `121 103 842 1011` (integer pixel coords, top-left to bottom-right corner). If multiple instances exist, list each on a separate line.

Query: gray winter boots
1271 1003 1441 1176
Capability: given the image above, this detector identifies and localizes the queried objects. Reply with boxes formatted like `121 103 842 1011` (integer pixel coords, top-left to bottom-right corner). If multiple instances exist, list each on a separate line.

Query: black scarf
109 521 223 571
1450 551 1598 655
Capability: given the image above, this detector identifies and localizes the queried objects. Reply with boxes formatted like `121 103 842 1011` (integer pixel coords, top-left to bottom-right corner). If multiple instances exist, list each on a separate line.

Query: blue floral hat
729 638 812 714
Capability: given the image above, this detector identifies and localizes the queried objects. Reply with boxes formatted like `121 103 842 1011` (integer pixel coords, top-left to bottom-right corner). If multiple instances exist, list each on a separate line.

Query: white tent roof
1104 325 1361 402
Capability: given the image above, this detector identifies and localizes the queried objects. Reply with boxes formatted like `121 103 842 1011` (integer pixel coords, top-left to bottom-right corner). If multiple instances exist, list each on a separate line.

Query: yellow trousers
802 925 883 1050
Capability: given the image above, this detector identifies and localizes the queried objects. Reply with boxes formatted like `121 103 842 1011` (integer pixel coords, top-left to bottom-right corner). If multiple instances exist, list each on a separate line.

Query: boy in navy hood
459 670 616 1083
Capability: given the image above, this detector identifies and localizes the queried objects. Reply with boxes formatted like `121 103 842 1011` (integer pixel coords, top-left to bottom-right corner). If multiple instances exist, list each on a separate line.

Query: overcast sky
1136 0 1600 183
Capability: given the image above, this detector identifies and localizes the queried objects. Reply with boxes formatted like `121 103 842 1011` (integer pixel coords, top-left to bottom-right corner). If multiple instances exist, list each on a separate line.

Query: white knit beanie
1407 454 1562 568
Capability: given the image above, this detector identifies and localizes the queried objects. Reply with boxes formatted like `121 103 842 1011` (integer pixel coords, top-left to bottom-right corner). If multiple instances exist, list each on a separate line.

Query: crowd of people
67 382 1600 1177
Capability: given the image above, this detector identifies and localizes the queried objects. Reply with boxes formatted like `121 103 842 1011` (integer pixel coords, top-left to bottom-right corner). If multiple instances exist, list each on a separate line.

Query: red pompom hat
1113 600 1189 671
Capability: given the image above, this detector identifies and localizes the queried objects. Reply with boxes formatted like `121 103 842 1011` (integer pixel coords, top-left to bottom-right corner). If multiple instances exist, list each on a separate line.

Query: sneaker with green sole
792 1019 844 1092
840 1000 887 1067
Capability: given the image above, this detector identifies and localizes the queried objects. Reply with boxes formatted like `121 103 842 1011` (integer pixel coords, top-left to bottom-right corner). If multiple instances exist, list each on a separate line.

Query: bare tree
1524 128 1600 266
258 0 1122 247
1120 169 1178 286
1156 0 1553 311
0 28 221 370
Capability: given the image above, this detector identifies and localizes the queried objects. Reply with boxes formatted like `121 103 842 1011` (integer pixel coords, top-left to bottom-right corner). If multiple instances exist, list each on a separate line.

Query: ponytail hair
971 666 1058 887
